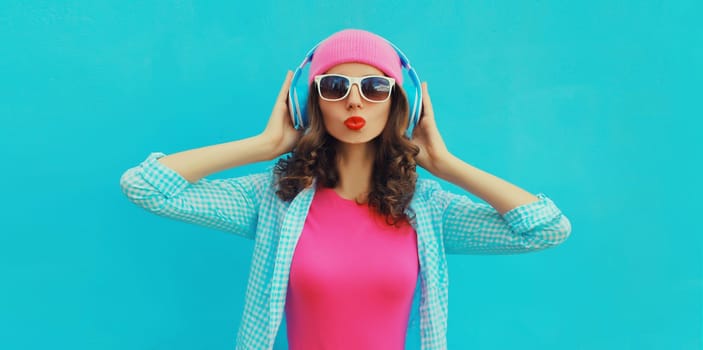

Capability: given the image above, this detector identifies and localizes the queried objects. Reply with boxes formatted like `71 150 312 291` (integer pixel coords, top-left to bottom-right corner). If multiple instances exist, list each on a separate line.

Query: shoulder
413 176 462 209
414 176 442 198
411 176 444 207
218 168 278 202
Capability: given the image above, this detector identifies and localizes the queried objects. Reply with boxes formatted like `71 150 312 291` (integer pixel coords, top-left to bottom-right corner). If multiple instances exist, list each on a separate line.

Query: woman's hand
411 82 453 176
260 70 303 159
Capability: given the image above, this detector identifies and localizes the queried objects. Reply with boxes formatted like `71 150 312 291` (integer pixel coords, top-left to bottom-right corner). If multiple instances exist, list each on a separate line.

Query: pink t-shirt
285 186 419 350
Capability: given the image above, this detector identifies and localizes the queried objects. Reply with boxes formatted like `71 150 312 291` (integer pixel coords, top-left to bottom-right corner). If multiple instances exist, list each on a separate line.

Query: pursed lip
344 116 366 130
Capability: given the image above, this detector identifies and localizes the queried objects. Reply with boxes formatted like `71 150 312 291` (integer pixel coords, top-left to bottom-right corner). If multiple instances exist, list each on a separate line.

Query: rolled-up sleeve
119 152 270 240
424 180 572 255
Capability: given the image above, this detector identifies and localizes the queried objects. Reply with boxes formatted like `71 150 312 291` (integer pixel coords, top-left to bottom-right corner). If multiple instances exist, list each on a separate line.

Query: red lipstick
344 116 366 130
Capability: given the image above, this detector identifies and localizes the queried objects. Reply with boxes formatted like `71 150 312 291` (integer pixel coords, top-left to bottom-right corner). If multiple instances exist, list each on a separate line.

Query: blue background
1 1 700 349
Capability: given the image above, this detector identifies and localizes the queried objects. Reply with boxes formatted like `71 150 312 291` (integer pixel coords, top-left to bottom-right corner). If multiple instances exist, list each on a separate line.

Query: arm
412 82 571 254
435 153 540 215
119 71 301 239
120 152 270 240
423 179 571 254
156 135 280 183
438 155 571 254
156 70 299 184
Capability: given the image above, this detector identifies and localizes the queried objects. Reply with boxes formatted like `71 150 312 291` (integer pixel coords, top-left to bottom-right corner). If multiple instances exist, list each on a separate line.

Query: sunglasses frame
314 74 396 103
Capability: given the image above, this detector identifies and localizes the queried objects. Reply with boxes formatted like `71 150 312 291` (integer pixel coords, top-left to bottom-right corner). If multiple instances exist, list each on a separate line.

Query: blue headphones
288 38 422 137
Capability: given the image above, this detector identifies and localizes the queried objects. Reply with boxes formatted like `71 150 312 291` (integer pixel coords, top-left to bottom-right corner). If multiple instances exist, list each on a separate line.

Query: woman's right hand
260 70 303 159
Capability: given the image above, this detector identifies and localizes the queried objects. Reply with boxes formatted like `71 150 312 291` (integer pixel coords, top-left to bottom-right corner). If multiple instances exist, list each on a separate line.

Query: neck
334 141 376 200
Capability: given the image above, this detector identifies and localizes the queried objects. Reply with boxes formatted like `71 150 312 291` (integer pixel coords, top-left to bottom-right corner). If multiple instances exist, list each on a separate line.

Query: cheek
318 104 333 123
319 102 339 117
377 104 392 124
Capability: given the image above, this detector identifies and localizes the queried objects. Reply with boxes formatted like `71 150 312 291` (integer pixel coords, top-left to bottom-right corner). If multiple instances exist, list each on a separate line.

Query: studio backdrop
1 1 700 349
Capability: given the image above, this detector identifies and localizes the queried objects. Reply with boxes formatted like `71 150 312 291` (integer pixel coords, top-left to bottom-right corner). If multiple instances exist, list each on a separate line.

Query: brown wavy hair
273 84 419 226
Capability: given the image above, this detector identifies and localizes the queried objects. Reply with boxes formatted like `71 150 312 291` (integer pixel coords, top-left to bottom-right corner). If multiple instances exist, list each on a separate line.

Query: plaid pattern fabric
120 152 572 349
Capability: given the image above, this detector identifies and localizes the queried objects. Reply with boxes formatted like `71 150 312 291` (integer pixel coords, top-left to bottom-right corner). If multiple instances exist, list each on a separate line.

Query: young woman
120 29 571 350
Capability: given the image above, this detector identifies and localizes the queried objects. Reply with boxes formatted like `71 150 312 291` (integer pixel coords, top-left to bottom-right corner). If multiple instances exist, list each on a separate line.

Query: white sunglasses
313 74 396 103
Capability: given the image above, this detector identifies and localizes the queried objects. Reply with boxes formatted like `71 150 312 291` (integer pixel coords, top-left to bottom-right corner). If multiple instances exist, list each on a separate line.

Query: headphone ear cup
288 60 313 130
391 43 422 138
401 65 422 138
287 88 296 128
402 79 415 136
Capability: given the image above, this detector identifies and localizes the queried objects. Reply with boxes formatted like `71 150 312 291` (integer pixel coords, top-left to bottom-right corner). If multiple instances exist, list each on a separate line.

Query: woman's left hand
411 82 452 176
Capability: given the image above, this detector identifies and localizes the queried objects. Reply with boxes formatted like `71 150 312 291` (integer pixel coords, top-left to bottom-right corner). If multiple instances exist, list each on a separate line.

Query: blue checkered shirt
120 152 572 349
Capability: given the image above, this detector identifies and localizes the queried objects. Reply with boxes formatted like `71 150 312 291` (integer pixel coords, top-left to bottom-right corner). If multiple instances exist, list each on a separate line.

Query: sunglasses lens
361 77 392 101
319 75 350 100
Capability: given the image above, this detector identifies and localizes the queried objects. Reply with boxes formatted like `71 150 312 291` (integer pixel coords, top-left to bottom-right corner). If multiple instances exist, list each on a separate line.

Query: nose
345 83 363 109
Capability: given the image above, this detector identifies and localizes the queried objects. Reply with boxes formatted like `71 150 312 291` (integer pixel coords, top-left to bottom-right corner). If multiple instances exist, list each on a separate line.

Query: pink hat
308 29 403 85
